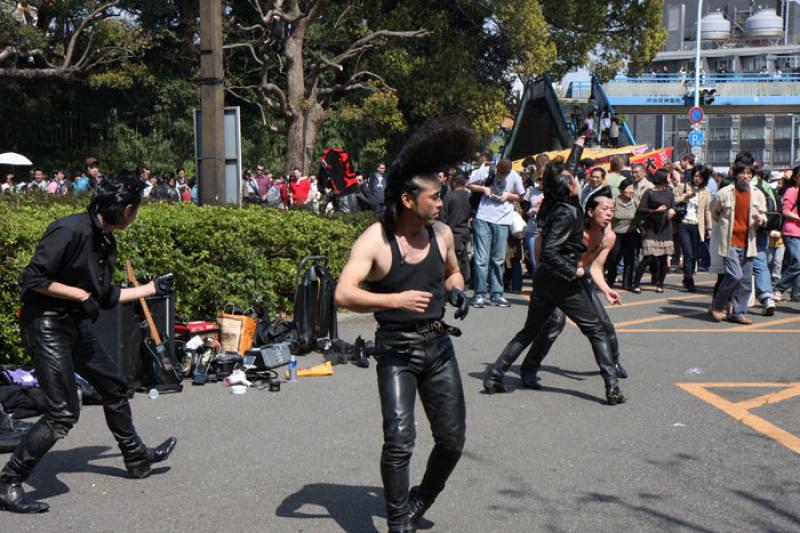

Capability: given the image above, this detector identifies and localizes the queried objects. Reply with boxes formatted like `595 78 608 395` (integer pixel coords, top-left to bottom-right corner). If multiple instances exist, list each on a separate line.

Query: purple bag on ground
0 367 38 388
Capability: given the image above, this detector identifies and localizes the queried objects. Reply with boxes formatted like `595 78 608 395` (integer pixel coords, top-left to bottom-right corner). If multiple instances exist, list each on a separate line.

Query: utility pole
694 0 703 108
199 0 226 206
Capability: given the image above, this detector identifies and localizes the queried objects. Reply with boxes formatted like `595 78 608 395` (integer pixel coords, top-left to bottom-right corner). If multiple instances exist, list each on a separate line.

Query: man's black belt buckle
415 320 461 337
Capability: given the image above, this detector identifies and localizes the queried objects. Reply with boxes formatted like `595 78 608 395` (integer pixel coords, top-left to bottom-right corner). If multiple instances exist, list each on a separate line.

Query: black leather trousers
492 272 618 385
374 328 466 529
1 314 138 482
520 282 621 375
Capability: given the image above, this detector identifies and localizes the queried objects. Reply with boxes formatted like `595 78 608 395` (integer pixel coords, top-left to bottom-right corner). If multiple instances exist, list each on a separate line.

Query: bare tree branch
318 70 389 95
75 32 97 70
0 46 14 63
63 1 120 69
327 28 429 67
223 42 265 65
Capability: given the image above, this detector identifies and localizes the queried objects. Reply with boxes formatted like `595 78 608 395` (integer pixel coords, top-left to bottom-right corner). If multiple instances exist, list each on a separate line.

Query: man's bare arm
334 224 432 314
590 232 620 305
437 223 465 291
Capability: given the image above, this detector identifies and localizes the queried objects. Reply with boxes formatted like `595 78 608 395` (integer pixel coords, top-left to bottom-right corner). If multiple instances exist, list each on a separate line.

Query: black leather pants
492 272 618 385
520 283 621 375
374 329 466 530
1 315 138 482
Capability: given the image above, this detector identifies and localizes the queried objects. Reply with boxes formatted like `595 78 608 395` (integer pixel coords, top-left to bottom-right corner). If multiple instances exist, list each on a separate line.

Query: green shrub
0 196 373 364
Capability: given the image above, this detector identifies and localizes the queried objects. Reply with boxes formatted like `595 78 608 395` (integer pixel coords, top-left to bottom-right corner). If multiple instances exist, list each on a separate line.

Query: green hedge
0 196 373 364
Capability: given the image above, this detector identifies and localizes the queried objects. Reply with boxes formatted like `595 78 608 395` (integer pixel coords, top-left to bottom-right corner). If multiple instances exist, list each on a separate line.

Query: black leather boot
520 371 541 389
605 382 626 406
615 363 628 379
407 485 430 527
0 469 48 513
388 523 416 533
119 436 177 479
483 340 526 394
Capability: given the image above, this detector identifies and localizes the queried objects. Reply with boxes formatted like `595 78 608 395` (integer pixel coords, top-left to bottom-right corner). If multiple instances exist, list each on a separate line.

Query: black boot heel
605 384 626 406
483 378 513 394
520 371 541 389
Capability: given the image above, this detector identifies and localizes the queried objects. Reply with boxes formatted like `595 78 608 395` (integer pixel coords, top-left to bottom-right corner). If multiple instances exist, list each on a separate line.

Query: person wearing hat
335 118 475 532
0 172 178 514
72 157 99 195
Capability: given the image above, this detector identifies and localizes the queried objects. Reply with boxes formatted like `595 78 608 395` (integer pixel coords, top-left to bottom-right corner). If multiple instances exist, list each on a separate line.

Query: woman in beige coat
675 165 713 291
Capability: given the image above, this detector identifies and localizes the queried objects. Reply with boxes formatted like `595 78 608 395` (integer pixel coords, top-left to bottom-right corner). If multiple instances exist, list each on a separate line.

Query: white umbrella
0 152 33 165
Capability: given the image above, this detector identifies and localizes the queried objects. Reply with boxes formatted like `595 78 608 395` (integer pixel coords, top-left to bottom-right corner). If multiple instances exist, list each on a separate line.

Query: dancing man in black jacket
0 173 177 513
482 137 625 405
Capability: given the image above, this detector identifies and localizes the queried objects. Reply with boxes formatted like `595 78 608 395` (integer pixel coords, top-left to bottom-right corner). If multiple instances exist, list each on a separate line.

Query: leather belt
378 320 462 337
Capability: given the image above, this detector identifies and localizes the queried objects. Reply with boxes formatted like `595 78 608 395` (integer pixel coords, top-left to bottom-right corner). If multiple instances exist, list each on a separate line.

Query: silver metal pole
694 0 703 107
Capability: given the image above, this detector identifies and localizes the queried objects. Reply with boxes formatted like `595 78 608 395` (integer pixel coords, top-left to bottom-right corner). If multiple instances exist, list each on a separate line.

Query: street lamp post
694 0 703 108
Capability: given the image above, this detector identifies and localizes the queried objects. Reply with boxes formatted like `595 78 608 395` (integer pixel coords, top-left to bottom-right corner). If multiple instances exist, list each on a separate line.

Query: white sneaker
762 298 776 316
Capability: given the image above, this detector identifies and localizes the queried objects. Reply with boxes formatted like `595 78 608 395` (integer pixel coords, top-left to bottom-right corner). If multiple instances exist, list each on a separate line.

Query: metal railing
592 74 800 99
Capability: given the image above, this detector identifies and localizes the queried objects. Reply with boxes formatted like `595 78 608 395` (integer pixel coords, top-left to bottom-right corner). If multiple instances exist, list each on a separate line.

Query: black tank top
371 226 445 326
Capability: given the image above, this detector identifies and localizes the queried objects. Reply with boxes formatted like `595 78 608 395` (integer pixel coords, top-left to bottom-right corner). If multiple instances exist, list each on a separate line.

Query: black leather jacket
539 199 586 282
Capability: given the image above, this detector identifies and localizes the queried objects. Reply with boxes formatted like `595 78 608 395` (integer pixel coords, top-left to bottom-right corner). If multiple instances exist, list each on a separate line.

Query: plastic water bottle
289 355 298 382
148 388 160 400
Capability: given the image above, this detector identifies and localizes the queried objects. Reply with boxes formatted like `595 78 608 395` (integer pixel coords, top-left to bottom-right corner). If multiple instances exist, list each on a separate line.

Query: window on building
710 58 732 73
774 125 793 139
742 126 765 140
749 149 771 163
709 150 732 164
773 149 792 165
710 127 731 140
742 57 768 73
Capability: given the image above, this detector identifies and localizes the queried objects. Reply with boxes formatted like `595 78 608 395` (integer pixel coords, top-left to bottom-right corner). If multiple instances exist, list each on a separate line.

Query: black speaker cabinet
91 294 175 393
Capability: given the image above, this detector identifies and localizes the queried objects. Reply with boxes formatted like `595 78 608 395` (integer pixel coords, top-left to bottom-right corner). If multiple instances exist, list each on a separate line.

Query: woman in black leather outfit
0 173 177 514
482 138 625 406
335 118 475 533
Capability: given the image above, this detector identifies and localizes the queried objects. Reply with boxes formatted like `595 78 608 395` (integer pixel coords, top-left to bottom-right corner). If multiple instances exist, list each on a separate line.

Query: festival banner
630 147 674 173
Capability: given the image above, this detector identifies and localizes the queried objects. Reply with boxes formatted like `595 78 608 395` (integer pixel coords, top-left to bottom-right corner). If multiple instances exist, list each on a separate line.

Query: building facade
627 0 800 168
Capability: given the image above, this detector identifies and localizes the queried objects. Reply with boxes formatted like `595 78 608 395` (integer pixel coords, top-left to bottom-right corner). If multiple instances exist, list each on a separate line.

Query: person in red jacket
289 168 311 207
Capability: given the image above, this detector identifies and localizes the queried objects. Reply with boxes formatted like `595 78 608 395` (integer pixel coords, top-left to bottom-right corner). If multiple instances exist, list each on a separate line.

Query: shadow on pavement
276 483 393 532
577 491 718 532
468 366 607 404
24 445 169 501
539 365 598 380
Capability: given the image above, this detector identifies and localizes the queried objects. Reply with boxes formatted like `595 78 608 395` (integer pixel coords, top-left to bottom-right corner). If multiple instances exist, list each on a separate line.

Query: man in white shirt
467 156 525 307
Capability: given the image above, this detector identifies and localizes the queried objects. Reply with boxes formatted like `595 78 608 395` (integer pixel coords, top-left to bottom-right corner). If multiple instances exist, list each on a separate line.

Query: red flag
630 147 674 174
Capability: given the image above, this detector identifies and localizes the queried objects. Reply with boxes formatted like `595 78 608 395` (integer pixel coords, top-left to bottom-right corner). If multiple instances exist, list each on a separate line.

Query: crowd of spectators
6 148 800 324
432 148 799 325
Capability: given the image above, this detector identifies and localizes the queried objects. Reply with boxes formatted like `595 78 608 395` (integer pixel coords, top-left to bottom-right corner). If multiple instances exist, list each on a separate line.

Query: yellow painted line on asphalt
728 315 800 332
735 384 800 411
611 294 705 309
617 328 800 333
677 382 800 455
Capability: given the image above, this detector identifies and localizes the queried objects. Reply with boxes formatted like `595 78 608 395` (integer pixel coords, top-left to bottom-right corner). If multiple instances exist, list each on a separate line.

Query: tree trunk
285 113 306 173
284 33 308 172
302 102 325 174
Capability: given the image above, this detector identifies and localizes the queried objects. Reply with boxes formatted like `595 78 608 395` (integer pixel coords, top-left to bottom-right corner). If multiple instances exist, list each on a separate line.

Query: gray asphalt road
2 272 798 532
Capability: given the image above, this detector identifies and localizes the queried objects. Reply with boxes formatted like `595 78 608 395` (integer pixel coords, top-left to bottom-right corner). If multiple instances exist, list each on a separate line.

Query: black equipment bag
293 255 338 354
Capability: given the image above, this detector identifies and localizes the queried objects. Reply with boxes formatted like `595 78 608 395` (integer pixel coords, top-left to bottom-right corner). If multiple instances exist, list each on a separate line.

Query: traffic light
699 88 717 106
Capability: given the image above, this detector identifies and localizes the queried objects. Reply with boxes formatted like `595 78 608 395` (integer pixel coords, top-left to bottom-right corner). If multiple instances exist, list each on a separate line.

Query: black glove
154 273 176 296
446 288 470 320
79 296 100 323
